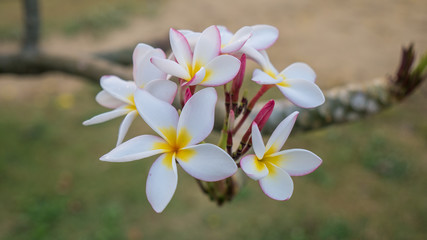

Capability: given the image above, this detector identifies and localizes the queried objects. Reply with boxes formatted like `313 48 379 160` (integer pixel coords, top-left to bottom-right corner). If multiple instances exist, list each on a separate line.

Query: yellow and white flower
100 88 237 212
83 44 177 145
240 111 322 200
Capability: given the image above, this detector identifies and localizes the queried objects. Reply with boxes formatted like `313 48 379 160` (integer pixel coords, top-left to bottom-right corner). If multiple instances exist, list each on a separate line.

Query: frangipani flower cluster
84 25 324 213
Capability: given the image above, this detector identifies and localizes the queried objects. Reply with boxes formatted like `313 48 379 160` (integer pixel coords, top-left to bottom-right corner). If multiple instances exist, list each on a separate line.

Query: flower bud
253 100 275 130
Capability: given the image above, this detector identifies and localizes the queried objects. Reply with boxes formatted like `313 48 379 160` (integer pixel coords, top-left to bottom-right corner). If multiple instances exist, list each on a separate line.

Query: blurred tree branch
0 0 426 135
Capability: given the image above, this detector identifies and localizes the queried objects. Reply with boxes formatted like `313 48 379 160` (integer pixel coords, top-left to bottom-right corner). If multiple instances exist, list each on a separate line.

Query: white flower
151 25 241 86
83 44 177 145
251 51 325 108
100 88 237 212
240 111 322 200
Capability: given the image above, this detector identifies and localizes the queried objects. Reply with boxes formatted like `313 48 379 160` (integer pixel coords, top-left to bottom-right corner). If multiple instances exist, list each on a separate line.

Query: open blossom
240 111 322 200
251 51 325 108
182 25 279 55
83 44 177 145
100 88 237 212
151 25 241 86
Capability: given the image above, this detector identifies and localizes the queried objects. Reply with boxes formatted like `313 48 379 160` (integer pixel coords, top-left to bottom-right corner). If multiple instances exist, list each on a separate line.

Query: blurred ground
0 0 427 239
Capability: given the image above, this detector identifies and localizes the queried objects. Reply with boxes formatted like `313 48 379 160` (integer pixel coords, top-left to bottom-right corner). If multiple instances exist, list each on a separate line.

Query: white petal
82 107 129 125
95 90 125 109
177 87 217 146
280 62 316 83
132 43 154 64
134 48 167 88
186 67 206 86
259 163 294 201
134 89 179 143
179 30 200 51
239 46 267 67
100 76 136 104
144 79 177 104
272 149 322 176
251 123 266 159
151 57 191 80
240 154 269 180
170 28 193 71
252 69 282 85
245 25 279 50
265 111 299 153
221 26 252 54
100 135 168 162
146 153 178 213
217 25 233 44
193 25 221 68
176 144 237 182
277 79 325 108
116 110 138 146
202 55 240 86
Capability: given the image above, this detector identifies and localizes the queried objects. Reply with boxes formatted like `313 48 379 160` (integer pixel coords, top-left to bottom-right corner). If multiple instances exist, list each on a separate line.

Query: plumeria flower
251 51 325 108
181 25 278 55
240 111 322 201
83 44 177 146
151 25 241 86
100 87 237 212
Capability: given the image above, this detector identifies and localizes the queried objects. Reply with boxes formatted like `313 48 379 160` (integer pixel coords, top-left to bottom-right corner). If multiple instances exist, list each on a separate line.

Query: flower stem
233 84 273 134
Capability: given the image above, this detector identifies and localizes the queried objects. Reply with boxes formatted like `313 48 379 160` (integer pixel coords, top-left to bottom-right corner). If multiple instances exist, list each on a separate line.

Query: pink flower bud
253 100 275 130
231 54 246 102
184 88 192 104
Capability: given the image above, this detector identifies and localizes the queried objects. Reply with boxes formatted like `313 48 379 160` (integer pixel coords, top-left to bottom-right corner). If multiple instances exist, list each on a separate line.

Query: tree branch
0 53 131 83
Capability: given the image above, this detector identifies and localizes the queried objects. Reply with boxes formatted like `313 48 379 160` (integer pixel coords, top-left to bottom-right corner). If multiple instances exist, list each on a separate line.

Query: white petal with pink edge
179 30 200 50
100 135 168 162
259 164 294 201
169 28 192 71
185 67 206 86
151 57 190 80
176 144 237 182
116 110 138 146
144 79 177 104
272 149 322 176
134 89 179 142
82 107 129 126
202 55 240 86
100 76 136 104
251 123 266 159
217 25 232 42
95 90 125 109
240 46 267 68
277 79 325 108
252 69 282 85
132 43 154 65
221 26 252 54
133 48 167 88
280 62 316 83
245 25 279 50
265 111 299 153
193 25 220 67
146 153 178 213
240 154 269 181
177 87 217 146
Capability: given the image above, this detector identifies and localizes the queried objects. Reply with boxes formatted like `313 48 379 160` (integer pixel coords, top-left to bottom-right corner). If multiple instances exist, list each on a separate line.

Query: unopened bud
184 88 192 104
231 54 247 102
253 100 275 130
